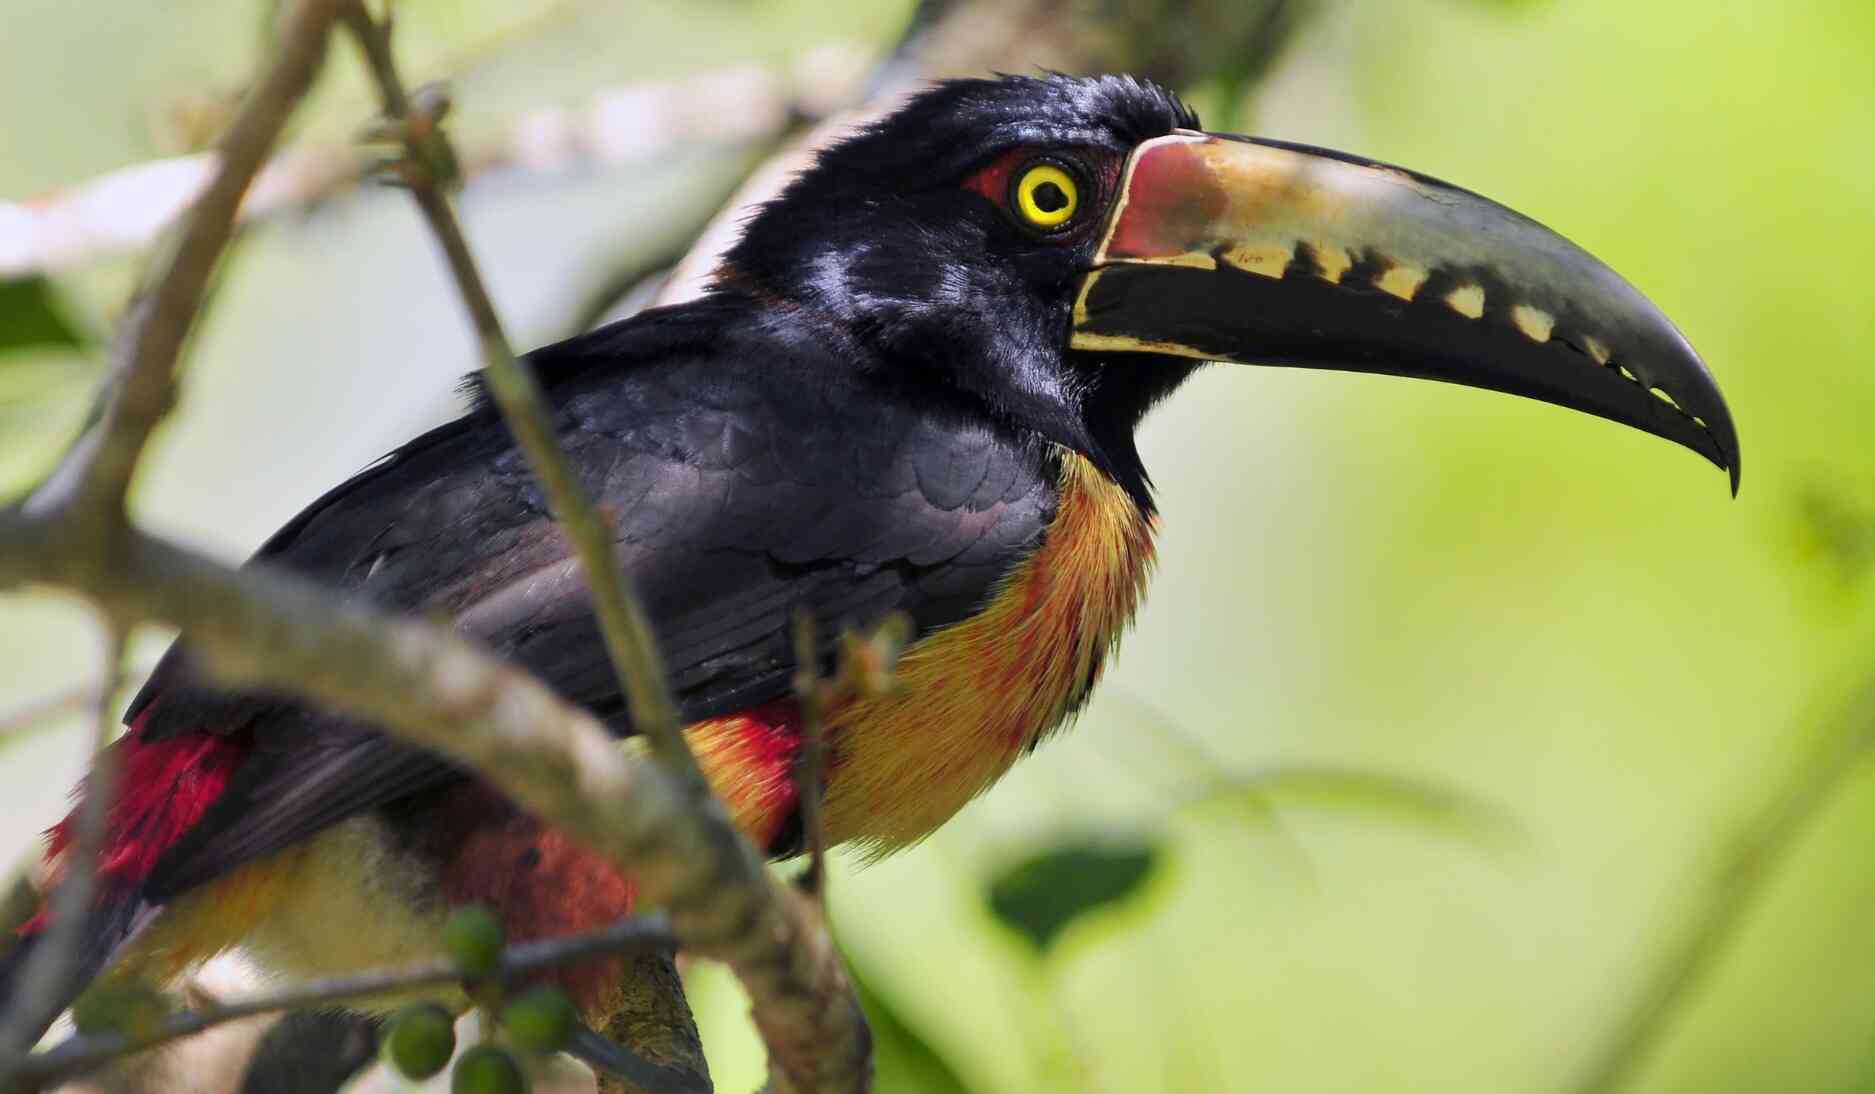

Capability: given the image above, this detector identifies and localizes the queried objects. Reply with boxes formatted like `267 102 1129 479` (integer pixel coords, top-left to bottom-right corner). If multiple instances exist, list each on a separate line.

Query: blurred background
3 1 1873 1091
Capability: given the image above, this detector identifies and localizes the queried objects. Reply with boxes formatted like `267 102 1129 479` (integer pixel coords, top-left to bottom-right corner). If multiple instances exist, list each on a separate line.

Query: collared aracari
1 74 1736 1039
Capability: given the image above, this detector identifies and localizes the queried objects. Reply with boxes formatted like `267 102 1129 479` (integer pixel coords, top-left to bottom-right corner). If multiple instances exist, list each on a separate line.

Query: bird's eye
1011 162 1080 231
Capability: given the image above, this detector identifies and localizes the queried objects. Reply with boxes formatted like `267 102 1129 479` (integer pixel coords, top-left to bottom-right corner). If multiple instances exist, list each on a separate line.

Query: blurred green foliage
0 278 87 354
987 840 1159 953
3 1 1874 1092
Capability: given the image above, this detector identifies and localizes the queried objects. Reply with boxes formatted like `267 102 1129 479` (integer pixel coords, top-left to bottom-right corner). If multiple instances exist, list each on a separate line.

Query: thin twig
787 615 911 902
0 6 344 1069
0 3 870 1084
11 915 675 1087
338 15 868 1089
23 0 346 539
339 1 706 789
0 631 125 1061
790 612 831 899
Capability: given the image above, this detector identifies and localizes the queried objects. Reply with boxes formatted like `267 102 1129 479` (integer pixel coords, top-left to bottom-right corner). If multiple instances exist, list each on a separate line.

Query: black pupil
1032 180 1069 214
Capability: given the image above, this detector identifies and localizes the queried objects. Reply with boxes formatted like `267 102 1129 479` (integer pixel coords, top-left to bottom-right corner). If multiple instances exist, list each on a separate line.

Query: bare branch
0 5 919 1089
12 916 675 1088
23 0 347 539
591 948 710 1094
339 2 708 788
0 632 125 1060
340 14 869 1087
788 615 910 902
790 614 832 900
0 51 871 280
0 515 867 1090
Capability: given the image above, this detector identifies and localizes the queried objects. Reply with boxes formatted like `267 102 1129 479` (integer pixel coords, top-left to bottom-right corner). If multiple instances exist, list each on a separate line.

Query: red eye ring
963 148 1103 239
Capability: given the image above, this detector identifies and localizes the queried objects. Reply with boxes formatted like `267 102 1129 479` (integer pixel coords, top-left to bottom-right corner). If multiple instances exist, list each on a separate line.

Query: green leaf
985 839 1159 953
0 276 87 353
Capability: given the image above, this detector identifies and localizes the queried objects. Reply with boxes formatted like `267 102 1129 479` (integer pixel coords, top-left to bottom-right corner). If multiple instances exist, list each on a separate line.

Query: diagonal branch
339 0 703 787
23 0 347 540
0 0 350 1071
0 516 869 1091
0 631 125 1060
0 2 869 1089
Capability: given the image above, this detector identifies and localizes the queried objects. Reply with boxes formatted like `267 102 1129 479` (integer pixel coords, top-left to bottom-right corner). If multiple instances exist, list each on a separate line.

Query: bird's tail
2 708 253 1045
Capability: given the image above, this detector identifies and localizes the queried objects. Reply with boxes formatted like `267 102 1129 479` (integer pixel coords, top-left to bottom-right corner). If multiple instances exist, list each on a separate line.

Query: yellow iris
1014 163 1079 230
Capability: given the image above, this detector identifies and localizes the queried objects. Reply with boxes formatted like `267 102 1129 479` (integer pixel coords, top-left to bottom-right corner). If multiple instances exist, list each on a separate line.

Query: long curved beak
1072 131 1739 493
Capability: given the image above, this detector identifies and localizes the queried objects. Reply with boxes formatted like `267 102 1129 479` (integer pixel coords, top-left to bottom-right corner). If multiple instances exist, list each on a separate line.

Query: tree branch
0 631 124 1060
0 0 349 1072
0 515 868 1091
22 0 347 539
0 2 871 1090
10 916 676 1089
339 1 705 787
0 51 870 280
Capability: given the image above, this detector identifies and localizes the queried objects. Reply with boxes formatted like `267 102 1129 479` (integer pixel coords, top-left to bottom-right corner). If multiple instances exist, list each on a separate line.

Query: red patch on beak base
1104 137 1228 261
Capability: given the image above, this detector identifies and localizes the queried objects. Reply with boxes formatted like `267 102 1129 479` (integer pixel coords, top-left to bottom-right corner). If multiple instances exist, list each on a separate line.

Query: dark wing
135 304 1055 898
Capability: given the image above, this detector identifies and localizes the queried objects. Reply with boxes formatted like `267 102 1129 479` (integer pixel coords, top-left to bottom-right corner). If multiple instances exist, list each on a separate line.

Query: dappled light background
3 2 1873 1091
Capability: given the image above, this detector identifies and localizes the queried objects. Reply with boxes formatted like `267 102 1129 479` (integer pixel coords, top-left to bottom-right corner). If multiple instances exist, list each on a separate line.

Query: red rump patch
26 709 251 935
433 784 638 1015
690 699 803 852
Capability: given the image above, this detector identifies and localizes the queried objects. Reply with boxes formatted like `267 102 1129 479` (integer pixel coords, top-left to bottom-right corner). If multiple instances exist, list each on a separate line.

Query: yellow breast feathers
821 449 1156 853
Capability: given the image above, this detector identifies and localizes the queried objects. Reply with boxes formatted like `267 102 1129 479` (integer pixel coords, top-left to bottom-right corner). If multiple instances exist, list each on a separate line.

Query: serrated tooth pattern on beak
1512 304 1555 343
1376 264 1428 301
1310 243 1353 285
1445 284 1486 319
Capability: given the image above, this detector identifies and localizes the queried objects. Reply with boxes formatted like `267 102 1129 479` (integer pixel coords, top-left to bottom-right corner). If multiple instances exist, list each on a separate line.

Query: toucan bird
1 74 1736 1036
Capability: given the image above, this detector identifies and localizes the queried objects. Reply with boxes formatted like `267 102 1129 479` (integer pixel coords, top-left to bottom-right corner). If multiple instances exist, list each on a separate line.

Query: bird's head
722 74 1738 504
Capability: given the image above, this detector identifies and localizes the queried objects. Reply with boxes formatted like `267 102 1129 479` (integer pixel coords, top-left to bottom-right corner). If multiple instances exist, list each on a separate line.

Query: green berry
442 905 504 979
383 1002 456 1080
502 987 576 1054
452 1044 527 1094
